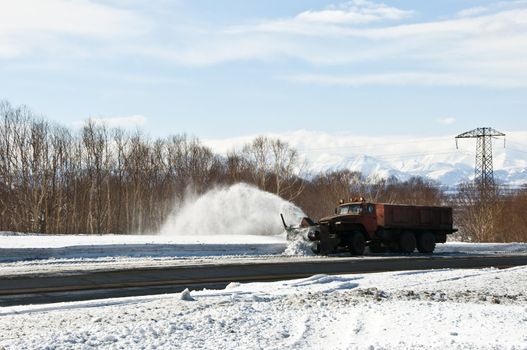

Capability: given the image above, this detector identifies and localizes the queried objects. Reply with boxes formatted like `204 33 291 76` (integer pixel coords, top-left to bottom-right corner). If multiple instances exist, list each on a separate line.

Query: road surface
2 254 527 306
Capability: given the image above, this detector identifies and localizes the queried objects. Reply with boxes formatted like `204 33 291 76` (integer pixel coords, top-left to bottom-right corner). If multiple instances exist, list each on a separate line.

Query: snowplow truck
286 199 456 255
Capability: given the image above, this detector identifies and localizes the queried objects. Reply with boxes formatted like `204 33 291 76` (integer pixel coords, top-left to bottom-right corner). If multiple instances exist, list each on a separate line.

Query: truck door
361 204 377 239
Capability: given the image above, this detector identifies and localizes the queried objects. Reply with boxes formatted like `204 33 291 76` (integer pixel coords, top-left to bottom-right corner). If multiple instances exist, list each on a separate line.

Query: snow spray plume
159 183 305 236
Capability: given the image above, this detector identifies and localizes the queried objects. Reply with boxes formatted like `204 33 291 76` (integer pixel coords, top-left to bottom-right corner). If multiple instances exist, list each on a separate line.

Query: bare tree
454 183 502 242
241 136 305 200
82 121 111 234
270 138 305 200
242 136 271 190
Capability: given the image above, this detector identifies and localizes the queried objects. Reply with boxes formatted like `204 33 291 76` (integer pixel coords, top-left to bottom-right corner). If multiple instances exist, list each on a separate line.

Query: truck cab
330 201 379 238
314 198 375 255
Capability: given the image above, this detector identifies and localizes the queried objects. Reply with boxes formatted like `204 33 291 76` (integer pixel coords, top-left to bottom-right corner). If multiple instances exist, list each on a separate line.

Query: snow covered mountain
205 130 527 187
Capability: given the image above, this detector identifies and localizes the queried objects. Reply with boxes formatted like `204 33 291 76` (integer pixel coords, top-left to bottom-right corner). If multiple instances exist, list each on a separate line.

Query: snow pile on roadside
283 230 316 256
283 239 315 256
436 242 527 254
159 183 305 237
2 267 526 349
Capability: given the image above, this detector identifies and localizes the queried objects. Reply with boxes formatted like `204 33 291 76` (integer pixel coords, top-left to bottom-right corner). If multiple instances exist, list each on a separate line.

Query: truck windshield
337 204 363 215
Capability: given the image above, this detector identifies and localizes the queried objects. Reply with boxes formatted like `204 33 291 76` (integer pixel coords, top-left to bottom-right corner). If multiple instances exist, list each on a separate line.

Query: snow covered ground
1 233 526 277
2 233 526 349
2 233 526 262
0 233 288 262
1 266 526 349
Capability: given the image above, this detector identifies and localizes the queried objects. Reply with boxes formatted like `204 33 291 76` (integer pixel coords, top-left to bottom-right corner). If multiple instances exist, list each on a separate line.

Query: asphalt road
1 254 527 306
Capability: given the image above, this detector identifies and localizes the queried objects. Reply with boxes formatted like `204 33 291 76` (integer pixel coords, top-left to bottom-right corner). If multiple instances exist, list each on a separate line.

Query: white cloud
1 0 527 89
0 0 149 58
73 115 147 129
160 2 527 88
437 117 457 125
282 72 527 88
456 1 527 18
295 0 414 25
457 6 490 18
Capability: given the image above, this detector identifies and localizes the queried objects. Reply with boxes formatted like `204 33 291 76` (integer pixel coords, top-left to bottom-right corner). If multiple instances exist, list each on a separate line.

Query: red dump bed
376 204 454 231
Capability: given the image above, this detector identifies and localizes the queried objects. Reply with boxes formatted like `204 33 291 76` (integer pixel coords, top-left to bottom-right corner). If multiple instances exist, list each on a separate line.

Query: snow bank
159 183 305 236
436 242 527 254
0 233 287 249
0 232 526 263
2 267 526 349
283 232 316 256
0 234 287 262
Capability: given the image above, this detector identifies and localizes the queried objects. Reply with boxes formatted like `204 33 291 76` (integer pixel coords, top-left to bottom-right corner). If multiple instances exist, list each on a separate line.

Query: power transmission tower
455 127 506 189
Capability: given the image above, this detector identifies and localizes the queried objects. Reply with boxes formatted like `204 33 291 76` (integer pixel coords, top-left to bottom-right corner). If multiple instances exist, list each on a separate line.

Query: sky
1 0 527 139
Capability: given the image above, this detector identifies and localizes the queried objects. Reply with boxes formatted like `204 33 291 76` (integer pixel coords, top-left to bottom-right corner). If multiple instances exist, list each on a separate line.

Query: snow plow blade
281 214 320 242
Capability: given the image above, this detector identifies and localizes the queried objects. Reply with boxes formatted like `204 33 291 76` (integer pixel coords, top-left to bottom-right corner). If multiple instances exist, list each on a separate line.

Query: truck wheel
399 231 416 253
417 232 436 254
349 231 365 256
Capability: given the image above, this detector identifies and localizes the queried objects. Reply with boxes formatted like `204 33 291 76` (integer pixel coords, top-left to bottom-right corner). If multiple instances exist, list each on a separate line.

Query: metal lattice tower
455 127 505 188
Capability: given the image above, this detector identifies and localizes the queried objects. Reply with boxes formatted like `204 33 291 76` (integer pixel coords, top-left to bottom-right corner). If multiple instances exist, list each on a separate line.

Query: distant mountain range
205 130 527 187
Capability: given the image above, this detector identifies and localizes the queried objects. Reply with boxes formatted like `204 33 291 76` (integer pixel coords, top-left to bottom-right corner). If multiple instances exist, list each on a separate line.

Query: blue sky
1 0 526 138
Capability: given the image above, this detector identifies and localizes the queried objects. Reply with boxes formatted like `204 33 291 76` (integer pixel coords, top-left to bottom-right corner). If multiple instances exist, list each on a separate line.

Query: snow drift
159 183 305 237
3 267 527 349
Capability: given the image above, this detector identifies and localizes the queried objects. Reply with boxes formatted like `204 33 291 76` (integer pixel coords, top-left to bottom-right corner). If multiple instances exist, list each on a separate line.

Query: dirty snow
1 266 526 349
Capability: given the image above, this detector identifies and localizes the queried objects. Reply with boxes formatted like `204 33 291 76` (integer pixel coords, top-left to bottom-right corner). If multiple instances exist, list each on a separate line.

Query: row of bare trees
0 101 305 234
296 171 445 221
1 100 526 242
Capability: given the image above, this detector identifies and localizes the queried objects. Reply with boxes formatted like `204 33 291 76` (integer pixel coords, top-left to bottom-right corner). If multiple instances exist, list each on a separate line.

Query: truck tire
349 231 366 256
399 231 416 253
417 232 436 254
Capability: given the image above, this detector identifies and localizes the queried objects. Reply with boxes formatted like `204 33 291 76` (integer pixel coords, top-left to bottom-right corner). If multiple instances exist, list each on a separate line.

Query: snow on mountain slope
205 130 527 186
